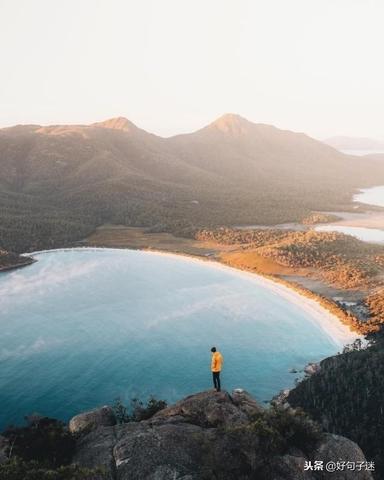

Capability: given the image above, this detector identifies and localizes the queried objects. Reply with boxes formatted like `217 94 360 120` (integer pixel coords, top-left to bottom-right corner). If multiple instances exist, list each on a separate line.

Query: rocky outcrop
0 249 35 272
271 388 291 406
71 390 373 480
73 425 117 479
304 362 321 376
69 405 116 434
150 389 261 428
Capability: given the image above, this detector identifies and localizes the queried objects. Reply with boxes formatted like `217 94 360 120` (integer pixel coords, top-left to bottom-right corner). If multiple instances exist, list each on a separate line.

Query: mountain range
1 114 384 253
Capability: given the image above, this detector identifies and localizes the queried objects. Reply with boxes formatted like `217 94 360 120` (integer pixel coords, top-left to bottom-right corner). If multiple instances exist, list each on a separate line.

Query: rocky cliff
68 390 373 480
0 249 34 271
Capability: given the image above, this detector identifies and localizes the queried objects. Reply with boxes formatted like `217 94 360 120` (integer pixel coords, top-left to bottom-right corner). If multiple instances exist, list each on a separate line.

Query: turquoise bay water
0 249 348 428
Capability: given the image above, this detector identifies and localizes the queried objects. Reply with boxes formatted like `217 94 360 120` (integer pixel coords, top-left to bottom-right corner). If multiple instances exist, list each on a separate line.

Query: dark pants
212 371 221 391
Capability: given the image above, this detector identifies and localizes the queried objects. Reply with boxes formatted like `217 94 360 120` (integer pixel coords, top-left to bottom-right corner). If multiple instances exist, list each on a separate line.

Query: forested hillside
288 337 384 478
2 114 384 253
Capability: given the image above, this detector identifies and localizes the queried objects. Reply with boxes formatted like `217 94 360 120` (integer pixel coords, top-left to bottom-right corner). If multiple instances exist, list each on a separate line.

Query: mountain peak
208 113 252 135
92 117 137 132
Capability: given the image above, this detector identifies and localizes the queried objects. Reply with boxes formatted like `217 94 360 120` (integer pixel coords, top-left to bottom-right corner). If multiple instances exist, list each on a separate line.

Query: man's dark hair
211 347 216 352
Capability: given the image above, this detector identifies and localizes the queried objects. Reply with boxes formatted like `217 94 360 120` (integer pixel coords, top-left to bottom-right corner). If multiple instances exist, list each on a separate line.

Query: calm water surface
315 225 384 244
340 149 384 156
354 186 384 208
316 186 384 243
0 249 352 428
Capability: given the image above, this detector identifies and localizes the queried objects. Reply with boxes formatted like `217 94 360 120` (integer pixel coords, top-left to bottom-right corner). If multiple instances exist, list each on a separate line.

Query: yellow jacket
211 351 223 372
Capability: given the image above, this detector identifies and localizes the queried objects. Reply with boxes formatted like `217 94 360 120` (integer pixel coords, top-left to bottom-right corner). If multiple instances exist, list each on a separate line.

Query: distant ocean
354 185 384 208
316 185 384 244
0 249 357 429
341 149 384 156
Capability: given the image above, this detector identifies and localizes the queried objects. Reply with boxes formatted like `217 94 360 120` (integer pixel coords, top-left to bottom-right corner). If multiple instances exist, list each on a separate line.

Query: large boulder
150 389 260 428
231 388 263 417
114 422 207 480
69 405 116 434
266 454 317 480
71 425 117 480
312 433 373 480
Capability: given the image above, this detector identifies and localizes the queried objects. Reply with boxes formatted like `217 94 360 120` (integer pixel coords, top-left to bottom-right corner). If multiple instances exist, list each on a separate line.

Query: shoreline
29 246 361 347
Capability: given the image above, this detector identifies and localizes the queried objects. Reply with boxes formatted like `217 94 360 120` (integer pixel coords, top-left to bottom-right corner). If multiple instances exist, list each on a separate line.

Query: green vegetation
0 459 106 480
366 287 384 325
3 416 74 466
0 396 168 478
230 405 322 456
288 337 384 478
301 212 342 224
200 405 323 479
196 227 289 246
1 416 106 479
113 396 167 423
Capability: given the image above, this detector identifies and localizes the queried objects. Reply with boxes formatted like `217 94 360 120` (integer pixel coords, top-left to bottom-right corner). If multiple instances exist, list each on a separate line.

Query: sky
1 0 383 139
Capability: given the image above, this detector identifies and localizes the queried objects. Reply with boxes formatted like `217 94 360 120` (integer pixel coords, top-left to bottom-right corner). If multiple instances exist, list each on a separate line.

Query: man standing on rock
211 347 223 392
